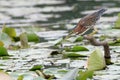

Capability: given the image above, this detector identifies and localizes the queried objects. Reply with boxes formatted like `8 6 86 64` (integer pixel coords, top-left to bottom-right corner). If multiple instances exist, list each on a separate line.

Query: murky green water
0 0 120 80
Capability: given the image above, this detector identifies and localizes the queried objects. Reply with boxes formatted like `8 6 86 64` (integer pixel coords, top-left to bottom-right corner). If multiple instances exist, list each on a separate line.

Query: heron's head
97 8 107 15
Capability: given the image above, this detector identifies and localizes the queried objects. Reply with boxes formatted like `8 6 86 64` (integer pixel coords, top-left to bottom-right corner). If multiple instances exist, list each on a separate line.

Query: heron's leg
93 26 98 33
88 26 98 36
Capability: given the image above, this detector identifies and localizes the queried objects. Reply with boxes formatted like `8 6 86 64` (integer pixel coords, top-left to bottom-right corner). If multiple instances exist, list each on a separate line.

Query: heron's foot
94 27 98 33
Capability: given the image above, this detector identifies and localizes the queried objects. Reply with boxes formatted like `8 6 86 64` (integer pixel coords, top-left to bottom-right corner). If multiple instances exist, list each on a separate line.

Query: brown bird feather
72 8 106 35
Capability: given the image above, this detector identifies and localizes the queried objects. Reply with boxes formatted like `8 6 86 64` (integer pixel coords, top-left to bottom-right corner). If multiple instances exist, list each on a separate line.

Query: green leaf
2 26 16 38
65 46 89 52
63 52 87 58
114 13 120 29
87 48 106 71
60 68 79 80
30 65 43 71
33 76 45 80
0 41 4 46
0 32 11 47
0 46 9 56
57 70 68 73
99 35 108 41
76 70 94 80
53 38 64 46
74 36 83 42
0 70 13 80
27 33 40 43
20 32 29 48
109 39 120 46
17 75 24 80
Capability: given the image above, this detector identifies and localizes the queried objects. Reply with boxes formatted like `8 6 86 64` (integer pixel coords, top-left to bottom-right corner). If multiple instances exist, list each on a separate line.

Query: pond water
0 0 120 80
0 0 120 28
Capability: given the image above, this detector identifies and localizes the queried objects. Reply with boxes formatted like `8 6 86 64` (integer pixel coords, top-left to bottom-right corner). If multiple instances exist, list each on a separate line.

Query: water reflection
0 0 120 28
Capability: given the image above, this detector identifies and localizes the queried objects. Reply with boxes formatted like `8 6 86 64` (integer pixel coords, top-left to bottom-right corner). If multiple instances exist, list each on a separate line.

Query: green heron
65 8 107 39
56 8 106 45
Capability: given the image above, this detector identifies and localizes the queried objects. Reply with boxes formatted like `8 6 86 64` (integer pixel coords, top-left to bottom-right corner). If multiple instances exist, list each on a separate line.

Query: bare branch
83 35 112 64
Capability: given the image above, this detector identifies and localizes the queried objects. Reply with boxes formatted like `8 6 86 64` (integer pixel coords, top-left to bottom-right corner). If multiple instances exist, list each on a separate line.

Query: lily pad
99 35 108 41
60 68 79 80
87 48 106 71
53 38 65 46
0 41 4 46
27 33 40 43
57 70 68 73
0 32 11 47
76 70 94 80
33 76 45 80
0 46 9 56
109 39 120 46
114 13 120 29
2 26 16 38
17 75 24 80
63 52 87 58
74 36 83 42
65 46 89 52
30 65 43 71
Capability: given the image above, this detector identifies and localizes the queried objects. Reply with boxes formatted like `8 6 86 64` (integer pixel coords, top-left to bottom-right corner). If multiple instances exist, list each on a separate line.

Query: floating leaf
65 46 89 52
10 72 37 80
33 76 45 80
17 75 24 80
0 41 4 46
109 39 120 46
2 26 16 38
0 46 9 56
63 52 87 58
20 32 29 48
60 68 79 80
87 48 106 71
53 38 64 46
114 13 120 29
76 70 94 80
99 35 108 41
52 38 70 46
57 70 68 73
0 70 13 80
74 36 83 42
0 32 11 47
27 33 40 42
13 34 39 42
30 65 43 71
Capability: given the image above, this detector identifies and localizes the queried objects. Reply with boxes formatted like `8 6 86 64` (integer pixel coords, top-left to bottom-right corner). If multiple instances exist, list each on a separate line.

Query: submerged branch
83 35 112 65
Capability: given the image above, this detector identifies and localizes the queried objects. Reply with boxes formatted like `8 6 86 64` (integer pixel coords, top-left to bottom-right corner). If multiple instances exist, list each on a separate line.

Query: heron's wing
72 24 88 35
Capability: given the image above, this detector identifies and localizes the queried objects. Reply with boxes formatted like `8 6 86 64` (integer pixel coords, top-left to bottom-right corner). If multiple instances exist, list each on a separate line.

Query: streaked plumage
72 8 106 35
